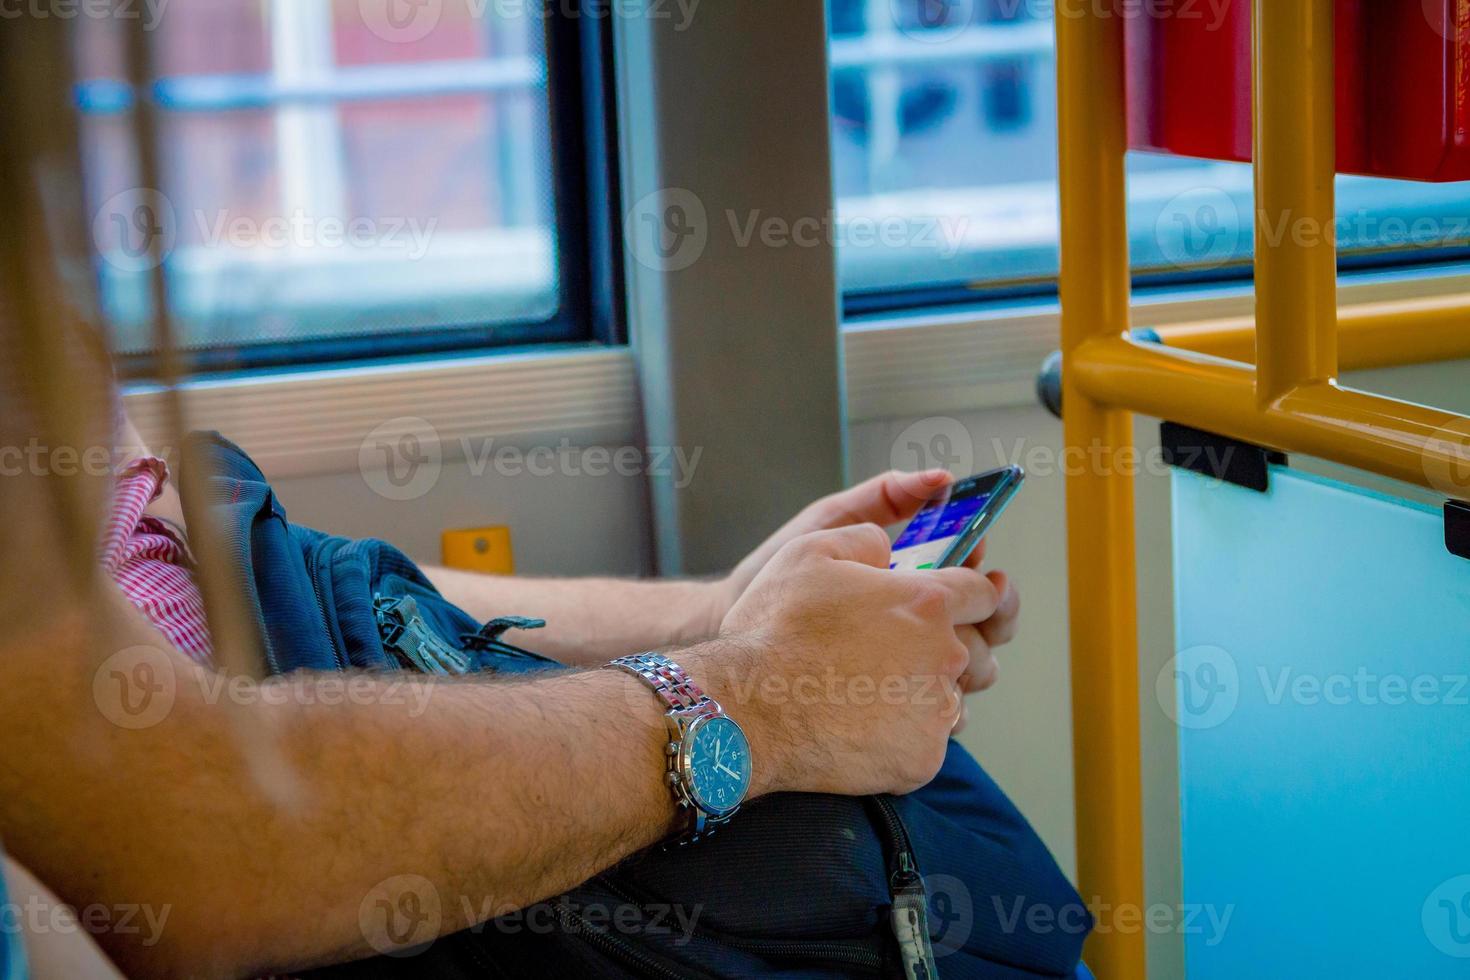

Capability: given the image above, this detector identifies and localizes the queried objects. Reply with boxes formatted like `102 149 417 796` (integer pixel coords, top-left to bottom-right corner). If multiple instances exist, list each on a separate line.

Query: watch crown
665 771 681 785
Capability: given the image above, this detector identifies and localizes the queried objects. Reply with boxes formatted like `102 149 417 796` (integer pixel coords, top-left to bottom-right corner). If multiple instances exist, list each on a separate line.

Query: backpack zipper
452 896 708 979
588 797 936 978
459 795 933 979
304 536 350 670
551 900 712 980
869 795 941 980
594 873 885 972
681 934 884 971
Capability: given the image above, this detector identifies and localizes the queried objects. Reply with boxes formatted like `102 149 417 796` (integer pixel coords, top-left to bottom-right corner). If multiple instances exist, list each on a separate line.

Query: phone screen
889 469 1021 571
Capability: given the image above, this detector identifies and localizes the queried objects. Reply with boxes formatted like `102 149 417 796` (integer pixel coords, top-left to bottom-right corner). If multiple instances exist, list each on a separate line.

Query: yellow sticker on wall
440 526 514 575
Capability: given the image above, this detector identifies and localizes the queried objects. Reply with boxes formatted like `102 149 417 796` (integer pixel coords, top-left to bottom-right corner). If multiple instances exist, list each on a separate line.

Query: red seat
1126 0 1470 183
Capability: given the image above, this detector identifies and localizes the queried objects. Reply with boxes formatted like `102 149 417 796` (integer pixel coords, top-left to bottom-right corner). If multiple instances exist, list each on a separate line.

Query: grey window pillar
615 1 847 576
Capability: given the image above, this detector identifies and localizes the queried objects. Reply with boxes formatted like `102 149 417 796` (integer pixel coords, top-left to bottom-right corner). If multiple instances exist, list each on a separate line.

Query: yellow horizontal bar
1154 297 1470 371
1072 336 1470 494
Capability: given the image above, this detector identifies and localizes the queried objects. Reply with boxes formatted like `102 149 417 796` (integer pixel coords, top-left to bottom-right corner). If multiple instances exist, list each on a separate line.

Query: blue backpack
190 432 1093 979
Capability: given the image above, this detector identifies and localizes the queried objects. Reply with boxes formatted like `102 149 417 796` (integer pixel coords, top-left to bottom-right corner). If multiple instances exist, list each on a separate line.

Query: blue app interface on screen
890 491 991 570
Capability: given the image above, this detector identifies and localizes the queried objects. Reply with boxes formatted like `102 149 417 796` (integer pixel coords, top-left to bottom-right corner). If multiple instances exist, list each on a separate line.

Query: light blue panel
1171 465 1470 978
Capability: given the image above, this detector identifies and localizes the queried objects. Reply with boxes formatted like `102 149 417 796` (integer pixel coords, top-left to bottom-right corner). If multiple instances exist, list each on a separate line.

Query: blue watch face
686 715 751 815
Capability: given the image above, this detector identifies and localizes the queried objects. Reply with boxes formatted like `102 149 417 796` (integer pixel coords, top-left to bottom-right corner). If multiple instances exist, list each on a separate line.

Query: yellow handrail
1056 0 1470 974
1054 6 1145 977
1073 336 1470 489
1253 0 1339 403
1155 295 1470 370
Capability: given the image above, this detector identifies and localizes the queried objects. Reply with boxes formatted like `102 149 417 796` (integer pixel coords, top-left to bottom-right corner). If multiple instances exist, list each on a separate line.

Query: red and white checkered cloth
98 456 214 665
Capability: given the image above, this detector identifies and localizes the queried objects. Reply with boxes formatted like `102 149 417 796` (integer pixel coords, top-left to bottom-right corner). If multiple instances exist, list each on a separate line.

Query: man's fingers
956 623 986 674
896 566 1001 625
962 658 1000 693
935 566 1000 624
979 570 1020 648
947 679 966 732
956 624 999 693
796 523 893 568
816 469 951 529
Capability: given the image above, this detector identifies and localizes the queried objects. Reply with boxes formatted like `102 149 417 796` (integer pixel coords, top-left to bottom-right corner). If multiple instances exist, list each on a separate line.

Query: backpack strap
461 616 547 649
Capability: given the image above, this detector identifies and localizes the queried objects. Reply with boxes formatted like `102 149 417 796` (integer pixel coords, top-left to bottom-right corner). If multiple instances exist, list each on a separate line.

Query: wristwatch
608 653 752 843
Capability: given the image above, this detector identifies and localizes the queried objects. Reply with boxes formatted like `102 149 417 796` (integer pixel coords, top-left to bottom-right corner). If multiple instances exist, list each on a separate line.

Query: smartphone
889 466 1025 571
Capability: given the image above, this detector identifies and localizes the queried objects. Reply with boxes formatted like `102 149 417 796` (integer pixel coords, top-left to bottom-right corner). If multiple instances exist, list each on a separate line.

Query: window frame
82 0 623 379
844 245 1470 322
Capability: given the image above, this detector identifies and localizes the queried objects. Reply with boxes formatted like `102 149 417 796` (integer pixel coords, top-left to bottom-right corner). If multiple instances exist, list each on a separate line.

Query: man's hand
713 468 1008 606
428 469 1018 670
715 469 954 614
707 524 1002 798
951 564 1017 734
712 470 1021 732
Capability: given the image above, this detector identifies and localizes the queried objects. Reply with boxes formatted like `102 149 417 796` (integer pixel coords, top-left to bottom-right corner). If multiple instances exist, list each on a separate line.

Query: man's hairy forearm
0 590 764 978
424 565 728 665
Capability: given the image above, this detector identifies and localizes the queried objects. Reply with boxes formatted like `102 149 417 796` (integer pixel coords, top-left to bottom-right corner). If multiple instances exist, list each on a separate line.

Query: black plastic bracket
1160 422 1287 493
1446 501 1470 561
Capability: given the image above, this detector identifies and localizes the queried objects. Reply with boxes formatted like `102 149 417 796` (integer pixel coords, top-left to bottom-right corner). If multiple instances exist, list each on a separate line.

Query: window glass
828 2 1470 304
78 0 562 362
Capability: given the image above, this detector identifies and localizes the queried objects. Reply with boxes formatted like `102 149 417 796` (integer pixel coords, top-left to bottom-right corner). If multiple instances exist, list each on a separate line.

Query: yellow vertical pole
1055 6 1146 979
1253 0 1340 401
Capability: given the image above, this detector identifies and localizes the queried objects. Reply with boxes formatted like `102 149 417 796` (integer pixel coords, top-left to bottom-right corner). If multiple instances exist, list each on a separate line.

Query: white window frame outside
90 6 557 354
